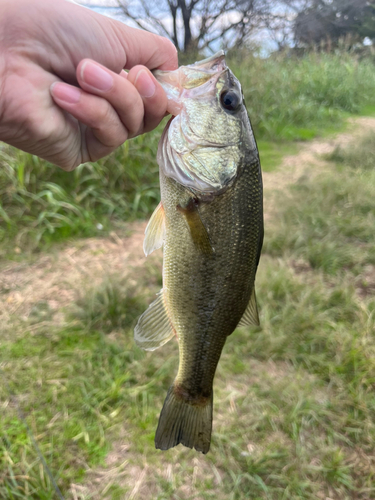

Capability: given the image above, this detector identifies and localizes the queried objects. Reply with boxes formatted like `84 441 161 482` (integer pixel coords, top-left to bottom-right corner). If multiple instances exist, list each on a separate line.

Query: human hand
0 0 177 170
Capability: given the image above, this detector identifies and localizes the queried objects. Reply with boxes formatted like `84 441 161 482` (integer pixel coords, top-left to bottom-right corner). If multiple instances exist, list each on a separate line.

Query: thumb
108 18 178 71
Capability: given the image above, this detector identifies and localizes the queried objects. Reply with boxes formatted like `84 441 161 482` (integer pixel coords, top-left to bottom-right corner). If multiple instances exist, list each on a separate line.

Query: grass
264 133 375 275
0 130 161 255
231 51 375 141
360 104 375 116
1 52 375 253
1 129 375 498
256 140 299 173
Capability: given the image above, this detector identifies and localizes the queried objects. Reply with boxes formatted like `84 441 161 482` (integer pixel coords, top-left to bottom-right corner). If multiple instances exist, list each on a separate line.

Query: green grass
257 140 299 173
360 104 375 116
1 130 375 499
71 276 147 333
1 52 375 252
327 130 375 171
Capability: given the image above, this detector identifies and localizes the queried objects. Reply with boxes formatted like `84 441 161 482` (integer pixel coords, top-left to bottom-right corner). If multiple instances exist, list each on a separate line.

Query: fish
134 51 263 454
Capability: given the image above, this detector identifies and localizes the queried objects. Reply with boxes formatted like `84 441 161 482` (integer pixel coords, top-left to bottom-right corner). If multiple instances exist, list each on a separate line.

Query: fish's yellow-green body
134 52 263 454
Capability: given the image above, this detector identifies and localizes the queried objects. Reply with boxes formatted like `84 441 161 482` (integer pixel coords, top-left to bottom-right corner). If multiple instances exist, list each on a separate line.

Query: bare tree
262 2 298 51
118 0 276 53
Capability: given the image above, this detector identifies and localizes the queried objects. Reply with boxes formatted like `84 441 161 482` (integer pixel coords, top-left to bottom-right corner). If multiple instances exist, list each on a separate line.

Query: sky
75 0 281 56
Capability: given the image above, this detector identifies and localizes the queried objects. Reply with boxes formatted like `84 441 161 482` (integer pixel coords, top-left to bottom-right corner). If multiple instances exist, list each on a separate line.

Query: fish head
154 52 257 194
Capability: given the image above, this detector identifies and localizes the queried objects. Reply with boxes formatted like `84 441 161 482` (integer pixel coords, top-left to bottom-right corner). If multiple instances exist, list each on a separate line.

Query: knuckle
94 121 128 148
96 102 114 126
86 102 116 132
143 115 162 134
127 127 141 140
125 110 143 138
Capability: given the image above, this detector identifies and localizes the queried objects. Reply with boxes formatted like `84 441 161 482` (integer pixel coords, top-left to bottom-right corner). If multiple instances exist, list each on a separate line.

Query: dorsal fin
134 290 176 351
143 202 166 256
237 288 260 327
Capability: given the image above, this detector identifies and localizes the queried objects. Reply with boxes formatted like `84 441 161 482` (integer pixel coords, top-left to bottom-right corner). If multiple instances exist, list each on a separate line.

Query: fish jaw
154 51 227 116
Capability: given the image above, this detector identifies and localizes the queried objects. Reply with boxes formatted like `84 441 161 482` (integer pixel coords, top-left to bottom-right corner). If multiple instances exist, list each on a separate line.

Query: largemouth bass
134 51 263 454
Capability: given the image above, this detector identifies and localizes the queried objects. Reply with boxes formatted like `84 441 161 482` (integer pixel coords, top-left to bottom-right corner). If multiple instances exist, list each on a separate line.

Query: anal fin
134 290 175 351
237 288 260 327
144 202 166 256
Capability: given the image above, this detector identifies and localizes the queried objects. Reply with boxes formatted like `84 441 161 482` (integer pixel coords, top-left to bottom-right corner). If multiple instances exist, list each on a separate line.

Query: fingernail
81 61 113 92
134 69 156 98
51 82 81 103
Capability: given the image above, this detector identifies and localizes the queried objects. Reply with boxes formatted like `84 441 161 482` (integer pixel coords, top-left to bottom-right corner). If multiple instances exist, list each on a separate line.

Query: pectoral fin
177 199 214 254
237 288 260 327
143 202 166 256
134 290 176 351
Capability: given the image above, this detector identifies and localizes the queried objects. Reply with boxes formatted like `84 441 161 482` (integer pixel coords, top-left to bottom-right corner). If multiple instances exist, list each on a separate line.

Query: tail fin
155 385 213 454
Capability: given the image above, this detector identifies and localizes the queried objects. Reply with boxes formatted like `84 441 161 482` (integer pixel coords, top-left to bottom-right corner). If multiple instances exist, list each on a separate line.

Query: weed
71 276 147 333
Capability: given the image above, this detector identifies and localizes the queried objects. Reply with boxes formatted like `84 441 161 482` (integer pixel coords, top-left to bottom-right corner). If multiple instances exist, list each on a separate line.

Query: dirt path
2 116 375 338
263 117 375 226
0 223 148 337
263 116 375 195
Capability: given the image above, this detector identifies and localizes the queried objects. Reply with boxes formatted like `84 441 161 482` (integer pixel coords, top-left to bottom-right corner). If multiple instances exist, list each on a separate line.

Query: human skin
0 0 178 170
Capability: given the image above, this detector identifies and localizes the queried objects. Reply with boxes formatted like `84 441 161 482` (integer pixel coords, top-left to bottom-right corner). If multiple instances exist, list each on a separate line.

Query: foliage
91 0 375 53
231 51 375 140
327 129 375 170
71 276 148 333
0 129 161 253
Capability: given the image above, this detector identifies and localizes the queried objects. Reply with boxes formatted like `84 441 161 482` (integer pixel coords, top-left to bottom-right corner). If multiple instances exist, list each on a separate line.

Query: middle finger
77 59 145 137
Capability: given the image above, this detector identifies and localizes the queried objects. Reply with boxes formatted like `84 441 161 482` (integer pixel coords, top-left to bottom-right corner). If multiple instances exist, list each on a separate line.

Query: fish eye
220 90 241 112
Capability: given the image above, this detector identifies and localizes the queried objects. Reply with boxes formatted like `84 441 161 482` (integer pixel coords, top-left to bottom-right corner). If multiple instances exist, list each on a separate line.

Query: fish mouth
154 51 227 87
153 51 228 115
185 50 226 72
